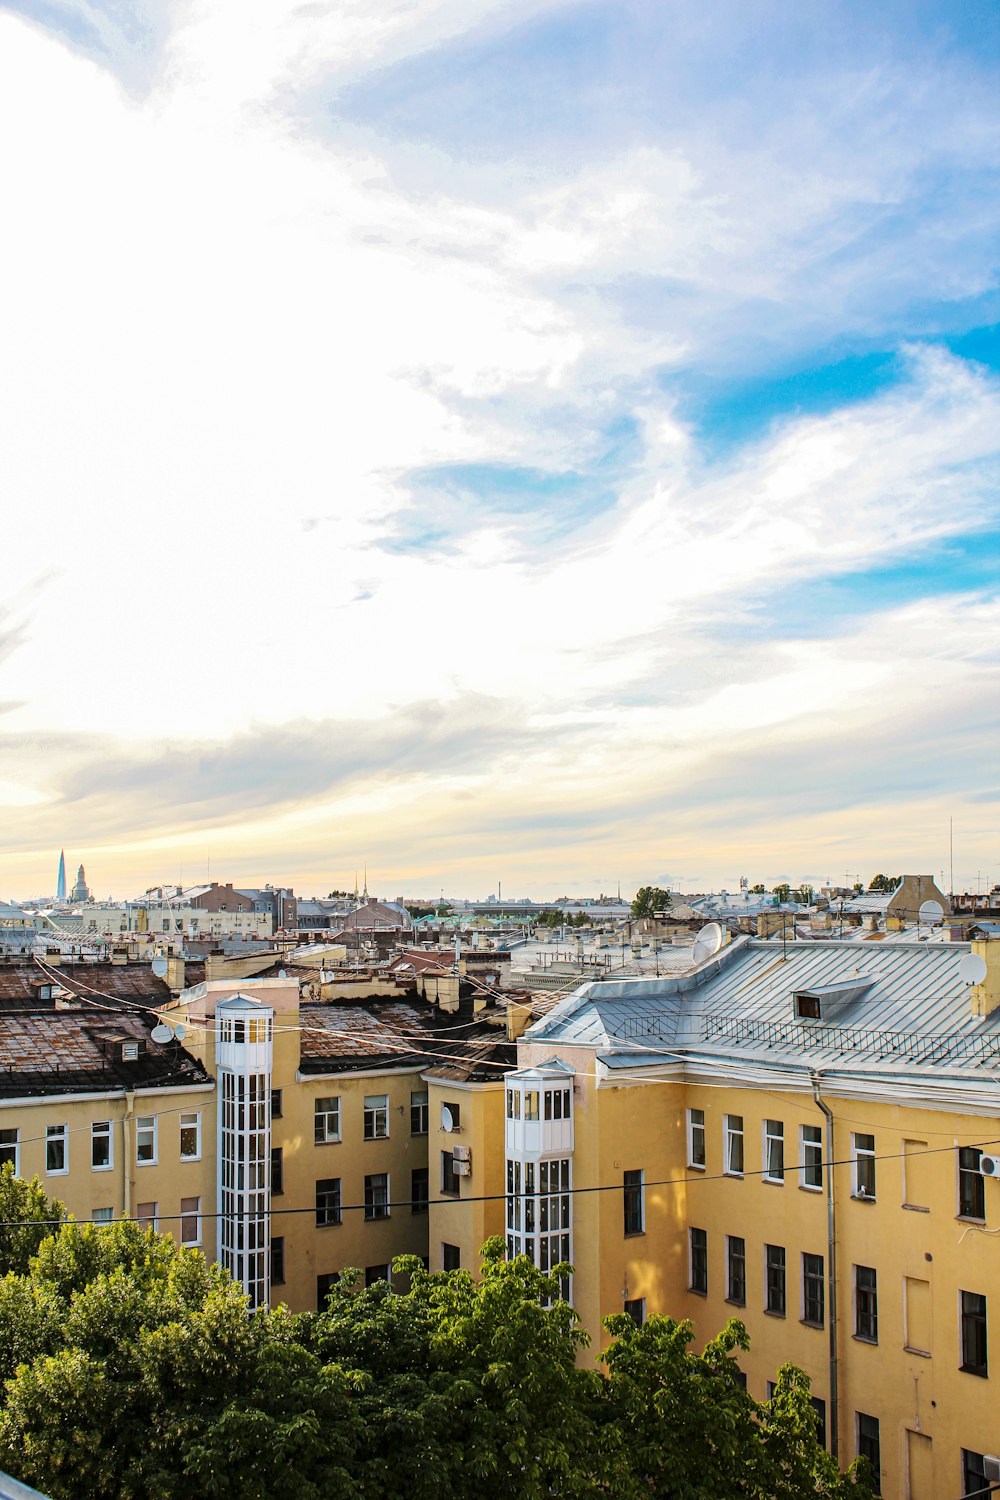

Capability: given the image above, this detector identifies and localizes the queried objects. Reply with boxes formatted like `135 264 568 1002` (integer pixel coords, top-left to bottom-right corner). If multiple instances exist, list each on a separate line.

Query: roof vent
110 1037 145 1063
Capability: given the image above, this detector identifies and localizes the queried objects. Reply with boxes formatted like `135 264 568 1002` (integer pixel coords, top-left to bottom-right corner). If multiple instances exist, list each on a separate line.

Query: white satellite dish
918 900 944 925
692 922 724 965
150 1023 172 1044
441 1105 455 1133
175 1023 186 1041
958 952 988 987
151 956 168 978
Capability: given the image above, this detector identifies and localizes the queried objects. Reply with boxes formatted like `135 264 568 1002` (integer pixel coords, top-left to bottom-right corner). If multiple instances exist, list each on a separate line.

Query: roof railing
616 1012 1000 1065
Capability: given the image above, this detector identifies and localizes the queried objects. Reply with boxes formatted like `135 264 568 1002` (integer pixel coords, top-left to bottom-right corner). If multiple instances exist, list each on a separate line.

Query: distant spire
363 862 368 900
56 850 66 901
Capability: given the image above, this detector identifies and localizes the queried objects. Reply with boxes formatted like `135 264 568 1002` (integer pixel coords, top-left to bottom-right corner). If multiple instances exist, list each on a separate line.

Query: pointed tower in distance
56 850 67 901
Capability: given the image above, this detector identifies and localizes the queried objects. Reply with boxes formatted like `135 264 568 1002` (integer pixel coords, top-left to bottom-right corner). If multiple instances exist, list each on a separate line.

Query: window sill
688 1163 706 1172
850 1194 876 1204
179 1156 202 1164
725 1298 746 1309
91 1165 114 1173
762 1178 785 1187
764 1308 786 1319
799 1183 823 1194
688 1287 708 1298
852 1334 878 1346
903 1345 931 1359
903 1204 930 1213
956 1214 986 1225
800 1319 824 1331
960 1365 989 1379
723 1171 744 1180
624 1230 646 1239
315 1139 342 1147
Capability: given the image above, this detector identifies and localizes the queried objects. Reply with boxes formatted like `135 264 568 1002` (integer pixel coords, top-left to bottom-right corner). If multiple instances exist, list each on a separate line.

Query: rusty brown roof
298 1000 514 1080
0 1010 211 1098
0 961 206 1009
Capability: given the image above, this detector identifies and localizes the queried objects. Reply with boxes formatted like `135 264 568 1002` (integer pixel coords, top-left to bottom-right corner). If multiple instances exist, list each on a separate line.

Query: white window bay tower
505 1059 575 1288
215 995 273 1310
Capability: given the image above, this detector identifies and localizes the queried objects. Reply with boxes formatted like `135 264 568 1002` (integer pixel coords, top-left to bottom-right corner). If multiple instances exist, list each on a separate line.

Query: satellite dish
918 900 944 925
692 922 724 964
151 956 168 978
958 952 988 987
441 1105 455 1133
150 1023 172 1043
175 1023 187 1041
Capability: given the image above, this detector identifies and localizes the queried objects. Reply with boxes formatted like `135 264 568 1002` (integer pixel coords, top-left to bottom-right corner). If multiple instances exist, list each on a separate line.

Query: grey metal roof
524 937 1000 1085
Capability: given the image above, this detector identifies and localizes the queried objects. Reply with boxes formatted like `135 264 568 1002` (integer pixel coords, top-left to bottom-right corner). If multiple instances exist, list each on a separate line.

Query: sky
1 0 999 902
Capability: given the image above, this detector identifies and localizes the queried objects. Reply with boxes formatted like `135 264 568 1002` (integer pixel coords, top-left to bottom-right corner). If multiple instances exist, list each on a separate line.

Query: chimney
166 955 186 994
970 939 1000 1019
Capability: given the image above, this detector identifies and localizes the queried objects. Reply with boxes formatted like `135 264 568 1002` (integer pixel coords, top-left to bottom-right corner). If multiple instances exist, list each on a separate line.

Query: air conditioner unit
453 1159 471 1178
452 1144 471 1163
979 1156 1000 1178
985 1456 1000 1485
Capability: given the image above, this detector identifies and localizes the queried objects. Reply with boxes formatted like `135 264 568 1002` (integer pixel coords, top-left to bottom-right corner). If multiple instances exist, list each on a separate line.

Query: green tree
631 886 672 920
771 883 791 903
0 1164 64 1275
749 883 766 894
868 874 899 893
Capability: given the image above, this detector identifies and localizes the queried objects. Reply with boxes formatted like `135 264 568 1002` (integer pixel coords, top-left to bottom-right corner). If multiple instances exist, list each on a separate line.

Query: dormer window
795 994 822 1020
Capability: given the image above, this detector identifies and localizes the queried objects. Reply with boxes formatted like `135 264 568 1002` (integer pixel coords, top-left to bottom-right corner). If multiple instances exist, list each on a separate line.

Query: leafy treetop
631 886 672 920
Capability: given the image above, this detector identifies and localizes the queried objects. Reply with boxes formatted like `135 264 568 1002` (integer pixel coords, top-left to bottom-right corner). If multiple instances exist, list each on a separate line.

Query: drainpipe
810 1072 839 1464
122 1090 135 1222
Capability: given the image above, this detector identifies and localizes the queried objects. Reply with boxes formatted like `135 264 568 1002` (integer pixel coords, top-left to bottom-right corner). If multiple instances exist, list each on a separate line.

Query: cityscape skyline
2 3 998 907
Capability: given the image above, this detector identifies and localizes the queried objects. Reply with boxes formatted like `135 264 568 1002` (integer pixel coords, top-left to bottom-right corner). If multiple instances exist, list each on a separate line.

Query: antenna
175 1024 186 1041
150 1023 172 1043
692 922 724 965
918 900 944 927
151 956 168 978
441 1105 455 1133
958 952 988 987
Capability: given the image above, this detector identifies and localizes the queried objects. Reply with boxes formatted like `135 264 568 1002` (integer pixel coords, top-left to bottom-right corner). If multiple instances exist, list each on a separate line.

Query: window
765 1244 786 1316
852 1133 876 1199
903 1138 930 1210
623 1169 645 1235
271 1088 283 1119
763 1119 784 1183
506 1089 521 1119
179 1112 201 1161
442 1243 461 1271
179 1196 200 1245
410 1090 428 1135
364 1094 389 1141
314 1096 341 1144
726 1235 746 1305
0 1128 18 1175
271 1146 284 1196
961 1290 988 1376
543 1088 571 1120
316 1178 342 1227
136 1116 157 1165
271 1237 285 1286
624 1297 645 1326
690 1227 708 1294
137 1201 157 1229
91 1120 113 1171
795 993 821 1019
800 1124 823 1190
411 1166 429 1214
811 1397 827 1451
365 1264 390 1287
46 1124 67 1176
802 1253 825 1327
959 1147 986 1220
856 1413 880 1493
441 1150 459 1198
443 1100 461 1131
855 1265 878 1342
364 1172 390 1221
317 1272 337 1309
688 1108 706 1169
92 1207 113 1224
724 1115 744 1176
963 1450 989 1497
524 1091 539 1121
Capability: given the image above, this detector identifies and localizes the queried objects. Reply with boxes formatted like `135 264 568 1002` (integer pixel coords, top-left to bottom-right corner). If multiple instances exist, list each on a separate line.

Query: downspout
810 1072 839 1465
122 1090 135 1222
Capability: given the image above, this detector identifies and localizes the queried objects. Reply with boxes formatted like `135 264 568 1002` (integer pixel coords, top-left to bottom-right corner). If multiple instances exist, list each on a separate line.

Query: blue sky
0 0 998 898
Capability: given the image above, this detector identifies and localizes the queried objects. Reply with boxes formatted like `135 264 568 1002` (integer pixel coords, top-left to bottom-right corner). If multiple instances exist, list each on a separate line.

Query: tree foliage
0 1184 873 1500
771 883 791 902
631 886 672 920
867 874 899 893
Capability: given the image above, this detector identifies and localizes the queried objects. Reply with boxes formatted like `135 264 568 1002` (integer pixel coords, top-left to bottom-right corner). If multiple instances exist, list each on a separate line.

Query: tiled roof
0 1011 211 1098
298 1000 513 1079
0 961 206 1009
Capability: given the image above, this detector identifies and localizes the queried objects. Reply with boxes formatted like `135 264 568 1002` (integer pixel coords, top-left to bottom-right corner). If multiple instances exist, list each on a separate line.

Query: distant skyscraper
56 850 66 901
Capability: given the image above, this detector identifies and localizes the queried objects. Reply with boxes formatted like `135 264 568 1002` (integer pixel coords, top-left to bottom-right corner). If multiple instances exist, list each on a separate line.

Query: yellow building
499 936 1000 1500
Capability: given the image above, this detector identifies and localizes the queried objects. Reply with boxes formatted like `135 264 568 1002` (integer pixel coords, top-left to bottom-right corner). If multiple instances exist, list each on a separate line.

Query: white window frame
0 1126 21 1177
687 1107 706 1170
136 1115 158 1166
92 1207 114 1224
763 1119 785 1184
314 1096 341 1144
137 1201 158 1230
799 1124 823 1191
724 1114 744 1177
179 1196 201 1245
364 1094 389 1141
91 1119 114 1171
179 1111 201 1161
851 1132 877 1200
46 1123 68 1176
